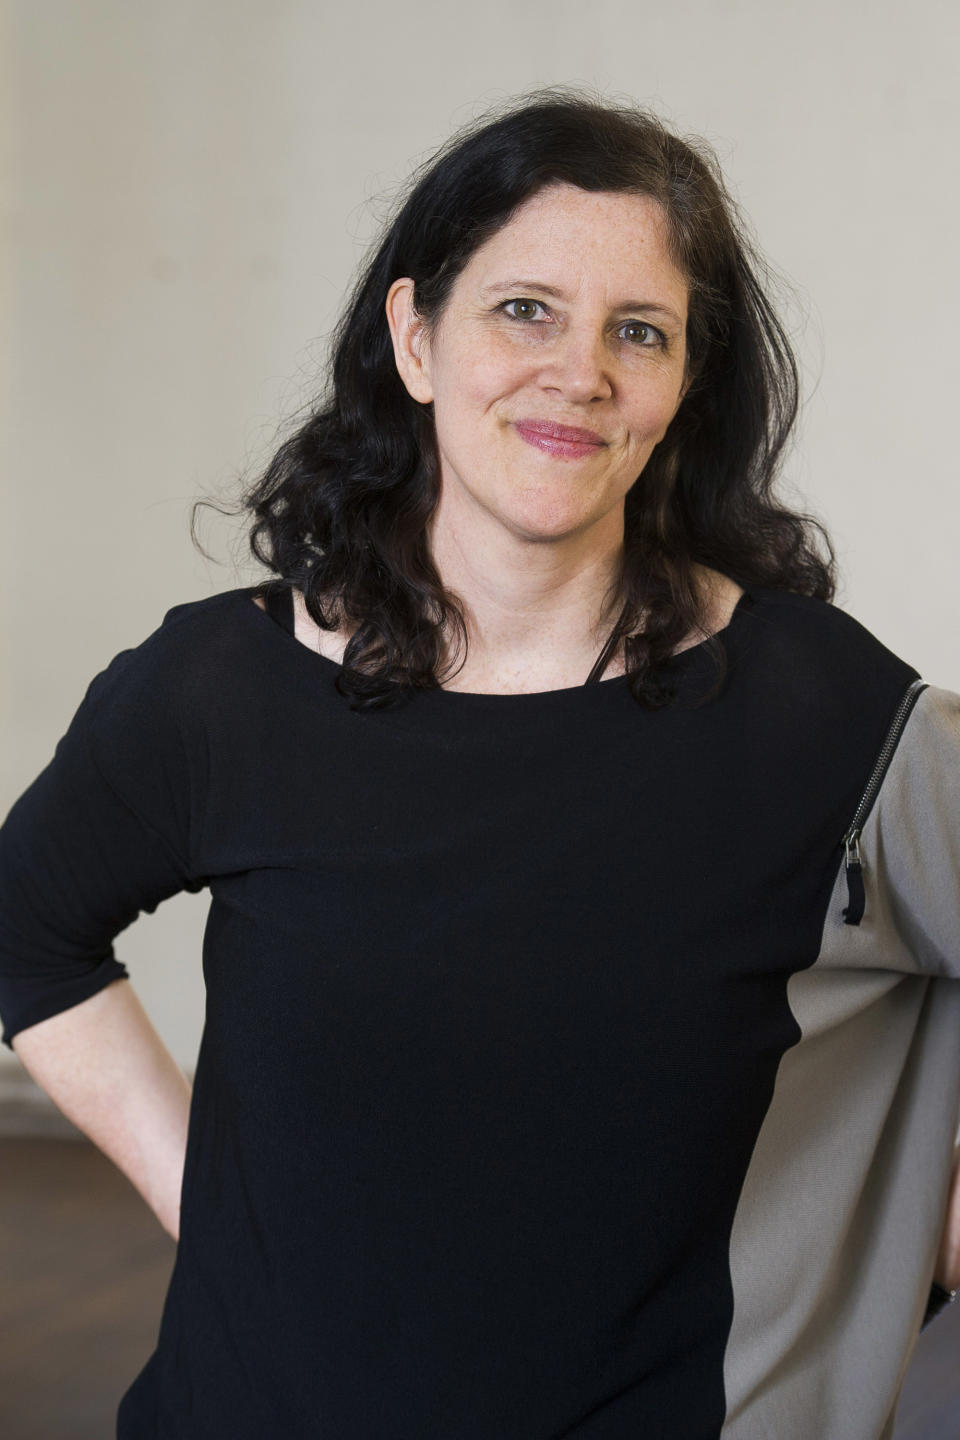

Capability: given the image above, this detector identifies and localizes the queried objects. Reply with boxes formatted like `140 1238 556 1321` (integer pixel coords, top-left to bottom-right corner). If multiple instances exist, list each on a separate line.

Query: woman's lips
514 421 607 460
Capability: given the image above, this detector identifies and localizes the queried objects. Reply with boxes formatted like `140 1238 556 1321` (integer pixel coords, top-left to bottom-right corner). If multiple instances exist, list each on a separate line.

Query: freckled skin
388 184 690 547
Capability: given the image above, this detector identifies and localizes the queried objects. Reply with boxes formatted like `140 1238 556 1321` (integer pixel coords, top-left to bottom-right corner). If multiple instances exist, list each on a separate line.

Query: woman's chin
500 503 609 543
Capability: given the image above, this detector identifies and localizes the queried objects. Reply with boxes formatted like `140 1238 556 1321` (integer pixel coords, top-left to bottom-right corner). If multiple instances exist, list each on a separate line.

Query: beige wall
4 0 958 1072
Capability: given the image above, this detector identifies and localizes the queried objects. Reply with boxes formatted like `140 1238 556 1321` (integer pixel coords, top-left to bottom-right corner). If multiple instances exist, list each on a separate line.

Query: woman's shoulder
730 585 927 753
739 584 916 673
73 587 280 737
19 589 263 851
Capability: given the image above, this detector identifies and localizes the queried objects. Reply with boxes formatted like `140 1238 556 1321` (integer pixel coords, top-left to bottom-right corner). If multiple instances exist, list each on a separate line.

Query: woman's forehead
460 185 688 309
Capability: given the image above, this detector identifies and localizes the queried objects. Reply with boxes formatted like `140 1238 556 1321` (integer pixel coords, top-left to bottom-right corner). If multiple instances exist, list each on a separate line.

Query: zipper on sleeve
840 677 927 926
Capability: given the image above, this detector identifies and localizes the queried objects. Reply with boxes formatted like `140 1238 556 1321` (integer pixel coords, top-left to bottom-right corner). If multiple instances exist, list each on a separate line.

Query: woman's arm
934 1148 960 1293
11 979 192 1241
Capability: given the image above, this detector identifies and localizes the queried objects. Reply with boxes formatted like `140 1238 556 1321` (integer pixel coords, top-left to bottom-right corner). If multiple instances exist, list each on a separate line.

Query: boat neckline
239 583 756 707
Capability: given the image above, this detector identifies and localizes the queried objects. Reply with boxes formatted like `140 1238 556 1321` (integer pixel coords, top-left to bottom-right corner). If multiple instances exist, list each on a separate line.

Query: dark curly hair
200 85 835 711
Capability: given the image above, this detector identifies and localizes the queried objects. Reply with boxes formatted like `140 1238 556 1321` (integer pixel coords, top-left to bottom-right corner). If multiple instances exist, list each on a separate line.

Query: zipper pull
843 830 865 926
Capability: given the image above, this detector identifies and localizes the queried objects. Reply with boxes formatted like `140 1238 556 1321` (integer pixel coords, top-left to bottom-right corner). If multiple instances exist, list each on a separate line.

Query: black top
0 583 924 1438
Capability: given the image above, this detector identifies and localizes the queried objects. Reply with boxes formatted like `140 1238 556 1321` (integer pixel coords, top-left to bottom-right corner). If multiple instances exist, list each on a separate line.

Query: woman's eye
502 298 548 322
620 321 663 347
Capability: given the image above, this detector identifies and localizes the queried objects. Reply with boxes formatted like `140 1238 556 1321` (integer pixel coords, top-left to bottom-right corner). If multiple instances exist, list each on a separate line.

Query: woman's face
387 183 690 545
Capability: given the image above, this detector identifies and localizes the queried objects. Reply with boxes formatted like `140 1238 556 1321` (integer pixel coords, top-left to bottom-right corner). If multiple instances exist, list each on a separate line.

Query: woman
1 89 958 1439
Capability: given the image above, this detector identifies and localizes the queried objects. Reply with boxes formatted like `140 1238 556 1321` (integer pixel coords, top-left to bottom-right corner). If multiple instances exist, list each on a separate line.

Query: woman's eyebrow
478 280 683 326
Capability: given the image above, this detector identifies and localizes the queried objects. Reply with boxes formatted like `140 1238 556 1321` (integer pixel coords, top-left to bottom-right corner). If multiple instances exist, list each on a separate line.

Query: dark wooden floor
0 1137 958 1438
0 1137 176 1439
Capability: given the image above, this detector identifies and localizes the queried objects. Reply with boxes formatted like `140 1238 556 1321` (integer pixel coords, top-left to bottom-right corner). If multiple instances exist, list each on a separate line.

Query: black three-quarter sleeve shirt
1 583 959 1440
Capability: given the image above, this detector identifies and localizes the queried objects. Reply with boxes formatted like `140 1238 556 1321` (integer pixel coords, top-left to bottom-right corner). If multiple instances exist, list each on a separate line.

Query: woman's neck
426 496 628 694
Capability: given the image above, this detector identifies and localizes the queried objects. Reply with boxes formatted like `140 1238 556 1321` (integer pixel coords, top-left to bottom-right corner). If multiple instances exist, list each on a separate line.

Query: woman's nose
541 327 613 402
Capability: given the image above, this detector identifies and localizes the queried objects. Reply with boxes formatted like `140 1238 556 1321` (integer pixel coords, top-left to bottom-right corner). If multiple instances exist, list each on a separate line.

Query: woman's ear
385 278 433 404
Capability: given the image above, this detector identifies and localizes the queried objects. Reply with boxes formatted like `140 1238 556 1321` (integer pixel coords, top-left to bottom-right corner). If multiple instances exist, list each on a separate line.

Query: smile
513 421 608 460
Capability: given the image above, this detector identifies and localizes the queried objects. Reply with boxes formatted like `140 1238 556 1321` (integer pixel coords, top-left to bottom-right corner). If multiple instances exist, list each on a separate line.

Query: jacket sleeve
0 628 208 1049
867 684 960 978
